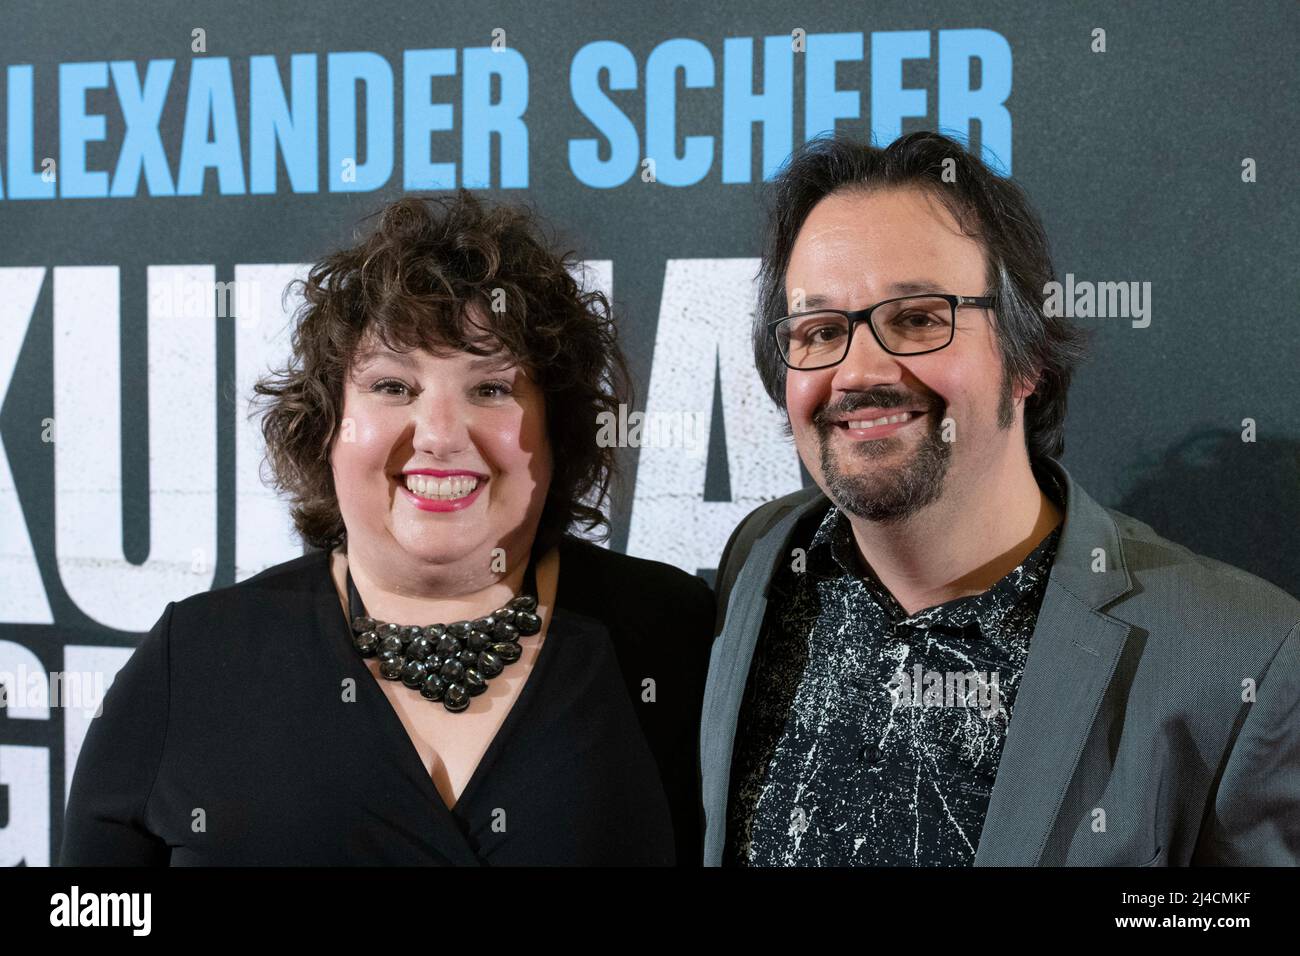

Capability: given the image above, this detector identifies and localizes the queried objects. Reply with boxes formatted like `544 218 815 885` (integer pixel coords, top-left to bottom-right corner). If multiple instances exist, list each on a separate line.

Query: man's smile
832 409 927 440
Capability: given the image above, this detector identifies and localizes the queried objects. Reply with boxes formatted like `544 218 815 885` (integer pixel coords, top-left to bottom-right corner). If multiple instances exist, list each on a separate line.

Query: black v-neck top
58 536 716 866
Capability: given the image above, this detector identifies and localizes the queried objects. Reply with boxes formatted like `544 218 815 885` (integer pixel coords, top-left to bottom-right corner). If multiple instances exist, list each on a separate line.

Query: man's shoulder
714 486 828 619
1104 504 1300 635
734 485 827 544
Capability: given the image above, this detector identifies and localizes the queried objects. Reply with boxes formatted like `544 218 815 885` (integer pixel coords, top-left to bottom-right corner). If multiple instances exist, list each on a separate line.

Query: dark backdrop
1 0 1296 865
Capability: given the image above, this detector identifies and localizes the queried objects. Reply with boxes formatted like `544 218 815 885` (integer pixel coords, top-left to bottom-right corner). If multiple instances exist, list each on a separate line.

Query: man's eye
804 324 846 343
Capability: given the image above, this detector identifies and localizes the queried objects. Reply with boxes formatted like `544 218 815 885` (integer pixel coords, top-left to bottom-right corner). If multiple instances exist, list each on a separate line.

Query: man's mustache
812 390 941 430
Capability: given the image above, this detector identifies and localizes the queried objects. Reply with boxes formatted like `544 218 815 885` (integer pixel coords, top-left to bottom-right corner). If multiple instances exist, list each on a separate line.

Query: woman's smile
396 469 489 512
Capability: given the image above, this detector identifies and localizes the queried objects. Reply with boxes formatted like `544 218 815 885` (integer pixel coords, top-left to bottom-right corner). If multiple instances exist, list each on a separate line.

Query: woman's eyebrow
354 349 515 372
466 354 516 371
354 347 415 368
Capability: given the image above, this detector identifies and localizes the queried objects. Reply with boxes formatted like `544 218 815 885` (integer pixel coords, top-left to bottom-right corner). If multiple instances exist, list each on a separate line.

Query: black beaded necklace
346 553 543 713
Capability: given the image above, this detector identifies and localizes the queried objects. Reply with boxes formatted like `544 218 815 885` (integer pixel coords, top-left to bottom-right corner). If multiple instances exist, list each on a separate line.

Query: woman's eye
371 379 411 397
476 380 514 399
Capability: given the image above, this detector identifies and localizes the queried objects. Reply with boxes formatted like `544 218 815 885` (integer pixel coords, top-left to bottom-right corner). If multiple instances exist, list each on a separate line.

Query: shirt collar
803 474 1064 631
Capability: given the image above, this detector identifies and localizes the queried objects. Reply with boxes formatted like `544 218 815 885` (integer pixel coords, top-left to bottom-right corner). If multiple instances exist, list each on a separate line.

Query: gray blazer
701 457 1300 866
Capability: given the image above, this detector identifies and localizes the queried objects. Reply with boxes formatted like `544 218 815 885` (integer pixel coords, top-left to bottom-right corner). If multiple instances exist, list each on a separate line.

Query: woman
59 191 716 865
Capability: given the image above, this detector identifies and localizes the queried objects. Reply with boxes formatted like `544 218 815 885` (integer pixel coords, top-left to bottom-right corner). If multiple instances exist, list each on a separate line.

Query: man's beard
815 370 1014 523
819 407 951 523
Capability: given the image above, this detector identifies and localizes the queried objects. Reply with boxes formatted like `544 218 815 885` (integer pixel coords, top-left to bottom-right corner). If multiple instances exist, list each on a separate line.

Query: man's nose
831 320 905 389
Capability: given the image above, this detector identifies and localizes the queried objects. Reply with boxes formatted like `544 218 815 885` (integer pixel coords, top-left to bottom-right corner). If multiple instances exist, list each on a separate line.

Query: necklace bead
346 555 540 714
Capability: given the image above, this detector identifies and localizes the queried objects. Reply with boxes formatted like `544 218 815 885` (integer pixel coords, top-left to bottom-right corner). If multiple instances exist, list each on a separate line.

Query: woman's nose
411 397 471 458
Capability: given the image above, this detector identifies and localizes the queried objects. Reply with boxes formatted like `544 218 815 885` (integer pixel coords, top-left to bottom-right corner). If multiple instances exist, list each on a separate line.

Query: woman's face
330 329 552 581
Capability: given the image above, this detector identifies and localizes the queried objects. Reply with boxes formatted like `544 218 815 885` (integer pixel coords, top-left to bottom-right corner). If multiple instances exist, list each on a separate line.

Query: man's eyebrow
885 280 949 296
801 281 949 309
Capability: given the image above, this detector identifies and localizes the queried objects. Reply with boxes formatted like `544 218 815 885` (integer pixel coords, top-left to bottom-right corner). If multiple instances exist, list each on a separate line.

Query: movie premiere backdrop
0 0 1296 865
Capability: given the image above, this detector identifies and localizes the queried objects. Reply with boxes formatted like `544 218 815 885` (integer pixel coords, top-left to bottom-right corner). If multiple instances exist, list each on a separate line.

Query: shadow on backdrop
1117 430 1300 600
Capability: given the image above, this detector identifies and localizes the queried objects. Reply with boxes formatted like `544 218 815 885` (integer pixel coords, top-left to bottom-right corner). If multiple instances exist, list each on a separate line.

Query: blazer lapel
973 459 1135 865
700 489 827 865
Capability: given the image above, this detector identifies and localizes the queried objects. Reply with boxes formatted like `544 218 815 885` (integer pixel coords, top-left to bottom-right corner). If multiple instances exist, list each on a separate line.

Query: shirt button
859 743 880 765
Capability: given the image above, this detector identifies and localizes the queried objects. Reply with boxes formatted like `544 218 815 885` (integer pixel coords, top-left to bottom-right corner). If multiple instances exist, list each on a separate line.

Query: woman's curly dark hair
249 189 631 556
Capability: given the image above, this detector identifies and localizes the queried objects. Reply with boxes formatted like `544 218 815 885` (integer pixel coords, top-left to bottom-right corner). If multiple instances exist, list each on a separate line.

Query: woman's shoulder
163 549 331 631
553 537 715 717
234 548 332 587
557 534 710 597
555 534 715 632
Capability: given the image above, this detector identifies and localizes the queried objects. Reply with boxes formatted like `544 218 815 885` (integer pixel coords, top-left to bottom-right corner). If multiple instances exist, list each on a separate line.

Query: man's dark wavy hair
250 189 631 555
754 130 1089 463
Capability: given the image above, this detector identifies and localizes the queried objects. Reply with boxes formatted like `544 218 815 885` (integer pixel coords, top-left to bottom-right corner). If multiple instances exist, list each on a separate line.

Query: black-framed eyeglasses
769 293 997 369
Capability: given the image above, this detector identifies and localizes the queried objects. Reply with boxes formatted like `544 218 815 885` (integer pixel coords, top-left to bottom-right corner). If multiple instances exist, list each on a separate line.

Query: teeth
403 474 481 500
845 411 915 429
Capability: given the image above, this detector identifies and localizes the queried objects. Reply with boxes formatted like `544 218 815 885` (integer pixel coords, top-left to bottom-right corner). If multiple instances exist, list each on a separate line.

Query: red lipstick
395 470 488 512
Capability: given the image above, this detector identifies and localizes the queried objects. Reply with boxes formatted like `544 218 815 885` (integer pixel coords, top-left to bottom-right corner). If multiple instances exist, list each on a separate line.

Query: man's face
783 185 1025 523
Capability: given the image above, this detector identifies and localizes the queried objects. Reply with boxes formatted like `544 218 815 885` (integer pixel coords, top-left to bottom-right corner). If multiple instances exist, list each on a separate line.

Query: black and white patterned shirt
725 488 1062 867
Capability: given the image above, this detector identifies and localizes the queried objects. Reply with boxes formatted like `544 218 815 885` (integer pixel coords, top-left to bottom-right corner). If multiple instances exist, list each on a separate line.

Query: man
702 131 1300 866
